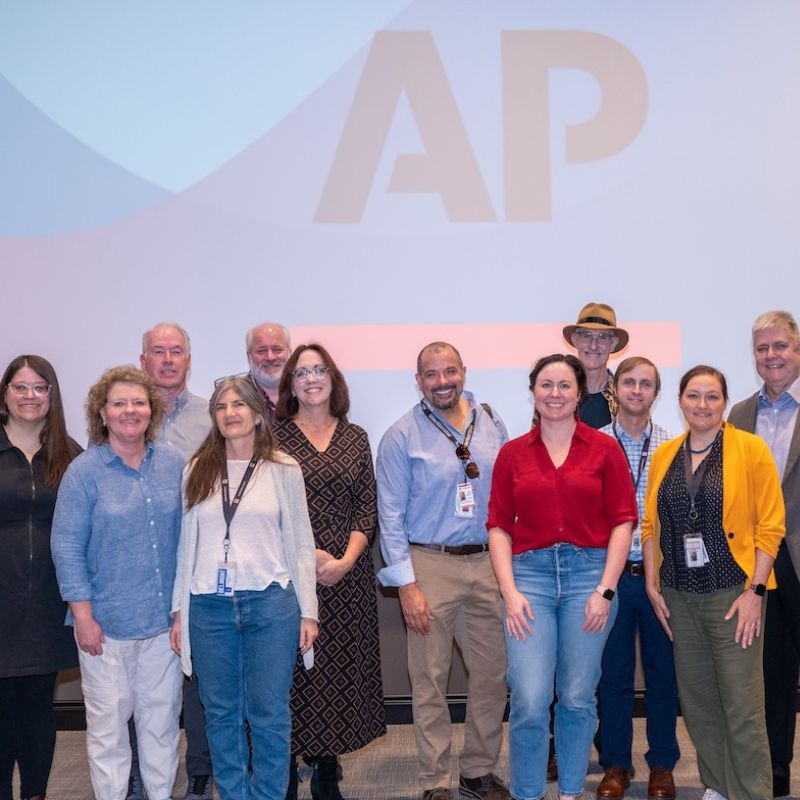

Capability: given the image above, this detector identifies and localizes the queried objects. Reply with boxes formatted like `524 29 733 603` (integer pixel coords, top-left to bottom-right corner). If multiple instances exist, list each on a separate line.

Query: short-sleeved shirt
487 421 638 553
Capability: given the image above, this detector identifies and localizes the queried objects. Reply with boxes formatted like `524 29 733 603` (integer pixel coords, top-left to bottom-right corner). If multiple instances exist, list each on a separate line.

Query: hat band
578 315 613 327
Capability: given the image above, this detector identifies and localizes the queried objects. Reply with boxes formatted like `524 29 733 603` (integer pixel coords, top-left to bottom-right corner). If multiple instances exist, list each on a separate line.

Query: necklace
688 435 717 455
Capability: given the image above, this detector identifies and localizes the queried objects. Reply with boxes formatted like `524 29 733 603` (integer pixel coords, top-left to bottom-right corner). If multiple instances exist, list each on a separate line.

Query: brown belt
411 543 489 556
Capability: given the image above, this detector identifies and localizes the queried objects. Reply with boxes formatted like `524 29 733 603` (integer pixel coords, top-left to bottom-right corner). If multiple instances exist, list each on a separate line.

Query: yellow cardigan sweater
641 422 785 591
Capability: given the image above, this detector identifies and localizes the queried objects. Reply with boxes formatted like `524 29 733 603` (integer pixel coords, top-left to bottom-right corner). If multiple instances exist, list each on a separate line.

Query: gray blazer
729 392 800 580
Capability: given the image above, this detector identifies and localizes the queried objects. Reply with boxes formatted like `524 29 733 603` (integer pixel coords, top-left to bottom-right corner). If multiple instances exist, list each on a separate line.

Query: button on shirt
156 389 211 464
51 442 183 639
599 420 674 562
756 379 800 479
376 391 508 587
487 422 637 553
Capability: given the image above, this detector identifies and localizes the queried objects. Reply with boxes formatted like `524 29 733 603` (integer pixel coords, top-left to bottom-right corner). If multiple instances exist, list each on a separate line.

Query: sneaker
184 774 213 800
127 768 146 800
423 790 453 800
702 790 727 800
459 773 511 800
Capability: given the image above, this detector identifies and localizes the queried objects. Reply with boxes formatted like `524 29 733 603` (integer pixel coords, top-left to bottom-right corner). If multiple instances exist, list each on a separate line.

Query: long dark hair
0 354 81 485
528 353 588 426
275 343 350 421
185 376 277 509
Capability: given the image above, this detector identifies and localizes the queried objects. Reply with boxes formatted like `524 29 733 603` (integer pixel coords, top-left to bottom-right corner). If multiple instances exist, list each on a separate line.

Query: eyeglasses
7 382 52 398
575 331 616 346
293 366 330 382
455 444 480 479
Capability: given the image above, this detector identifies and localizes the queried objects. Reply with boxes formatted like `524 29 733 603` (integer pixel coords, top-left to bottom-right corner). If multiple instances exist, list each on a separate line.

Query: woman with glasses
274 344 385 800
487 354 637 800
642 366 785 800
170 375 318 800
0 356 81 800
52 365 184 800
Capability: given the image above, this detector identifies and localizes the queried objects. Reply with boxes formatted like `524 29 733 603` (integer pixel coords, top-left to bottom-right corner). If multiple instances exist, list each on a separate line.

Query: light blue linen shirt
51 442 183 639
156 388 211 464
376 391 508 587
600 418 674 562
755 378 800 479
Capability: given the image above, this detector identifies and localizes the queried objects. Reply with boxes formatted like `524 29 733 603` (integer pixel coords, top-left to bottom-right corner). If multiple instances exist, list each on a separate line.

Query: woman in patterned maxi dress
274 343 386 800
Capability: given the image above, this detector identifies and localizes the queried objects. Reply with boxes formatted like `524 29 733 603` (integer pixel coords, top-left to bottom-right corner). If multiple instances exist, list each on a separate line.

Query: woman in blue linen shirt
52 365 184 800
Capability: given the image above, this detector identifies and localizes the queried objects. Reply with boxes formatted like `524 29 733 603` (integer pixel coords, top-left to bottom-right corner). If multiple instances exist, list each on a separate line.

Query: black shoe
183 774 212 800
310 756 345 800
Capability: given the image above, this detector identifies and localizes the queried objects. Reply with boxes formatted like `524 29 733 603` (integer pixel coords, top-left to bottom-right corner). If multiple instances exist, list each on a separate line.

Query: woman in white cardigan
170 376 318 800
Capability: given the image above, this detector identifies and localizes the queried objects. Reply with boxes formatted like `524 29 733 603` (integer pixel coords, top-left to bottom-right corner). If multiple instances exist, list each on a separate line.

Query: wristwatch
596 585 615 601
750 582 767 597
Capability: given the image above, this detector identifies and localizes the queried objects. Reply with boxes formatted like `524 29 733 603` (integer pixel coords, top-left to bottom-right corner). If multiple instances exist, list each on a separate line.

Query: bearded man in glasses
563 302 630 429
376 342 511 800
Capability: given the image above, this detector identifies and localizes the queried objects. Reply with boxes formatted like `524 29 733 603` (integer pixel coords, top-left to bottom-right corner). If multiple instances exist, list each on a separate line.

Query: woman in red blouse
488 354 636 800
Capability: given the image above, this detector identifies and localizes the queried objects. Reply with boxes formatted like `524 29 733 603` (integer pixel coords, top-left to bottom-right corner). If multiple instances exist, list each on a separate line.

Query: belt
410 543 489 556
625 560 645 576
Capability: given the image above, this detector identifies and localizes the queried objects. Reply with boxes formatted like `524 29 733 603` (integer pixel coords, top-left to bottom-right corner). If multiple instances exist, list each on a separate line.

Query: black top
657 437 747 593
0 425 79 677
578 391 613 429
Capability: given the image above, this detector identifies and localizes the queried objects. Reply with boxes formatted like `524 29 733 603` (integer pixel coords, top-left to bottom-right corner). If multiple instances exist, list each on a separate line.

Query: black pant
764 542 800 786
0 672 58 800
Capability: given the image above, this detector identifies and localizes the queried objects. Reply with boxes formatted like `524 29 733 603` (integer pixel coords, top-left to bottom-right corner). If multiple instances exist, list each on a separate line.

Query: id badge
631 527 642 555
216 562 237 596
683 535 706 568
455 482 476 518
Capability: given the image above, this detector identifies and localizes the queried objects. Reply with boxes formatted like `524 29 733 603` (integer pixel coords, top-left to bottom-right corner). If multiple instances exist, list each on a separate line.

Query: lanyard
420 401 477 479
612 419 651 492
683 437 717 522
221 455 259 563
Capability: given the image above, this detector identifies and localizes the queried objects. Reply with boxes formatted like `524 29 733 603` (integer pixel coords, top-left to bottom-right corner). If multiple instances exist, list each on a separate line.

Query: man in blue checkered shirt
596 357 680 800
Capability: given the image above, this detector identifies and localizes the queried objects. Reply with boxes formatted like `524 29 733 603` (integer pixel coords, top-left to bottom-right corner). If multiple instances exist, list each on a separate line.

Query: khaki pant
408 546 508 790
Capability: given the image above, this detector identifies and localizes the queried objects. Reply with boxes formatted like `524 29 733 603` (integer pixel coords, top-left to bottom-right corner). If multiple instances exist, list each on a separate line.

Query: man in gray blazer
728 310 800 799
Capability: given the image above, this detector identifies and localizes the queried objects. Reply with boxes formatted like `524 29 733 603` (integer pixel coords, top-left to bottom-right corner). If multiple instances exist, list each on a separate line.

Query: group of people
0 303 798 800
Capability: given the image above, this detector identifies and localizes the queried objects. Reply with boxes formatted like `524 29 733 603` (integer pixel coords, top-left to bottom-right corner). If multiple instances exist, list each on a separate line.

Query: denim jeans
506 545 616 800
598 569 680 771
190 585 301 800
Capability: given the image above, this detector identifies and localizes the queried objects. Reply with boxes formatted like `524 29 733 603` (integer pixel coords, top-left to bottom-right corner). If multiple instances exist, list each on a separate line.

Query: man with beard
728 310 800 798
246 322 292 423
377 342 511 800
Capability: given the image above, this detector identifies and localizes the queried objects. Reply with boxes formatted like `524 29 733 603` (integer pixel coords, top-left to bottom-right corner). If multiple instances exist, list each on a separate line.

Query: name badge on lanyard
455 481 476 518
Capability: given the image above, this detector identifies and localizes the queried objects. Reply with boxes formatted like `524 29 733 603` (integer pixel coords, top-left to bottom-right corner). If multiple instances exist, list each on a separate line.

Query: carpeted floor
26 720 799 799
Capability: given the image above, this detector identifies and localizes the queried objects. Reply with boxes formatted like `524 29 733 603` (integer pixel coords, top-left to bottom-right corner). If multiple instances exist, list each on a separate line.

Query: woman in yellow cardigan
642 365 785 800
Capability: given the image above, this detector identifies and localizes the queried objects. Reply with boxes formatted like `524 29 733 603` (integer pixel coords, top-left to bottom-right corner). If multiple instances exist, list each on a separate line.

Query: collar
528 419 593 445
98 441 154 465
613 417 652 444
758 374 800 408
419 390 477 422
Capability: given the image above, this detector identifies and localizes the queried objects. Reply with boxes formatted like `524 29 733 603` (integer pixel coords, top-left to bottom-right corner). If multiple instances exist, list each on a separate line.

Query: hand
316 557 352 586
399 583 434 636
315 548 334 570
725 589 763 649
583 590 612 633
299 618 319 654
503 588 534 641
169 613 181 656
646 585 673 641
74 615 105 656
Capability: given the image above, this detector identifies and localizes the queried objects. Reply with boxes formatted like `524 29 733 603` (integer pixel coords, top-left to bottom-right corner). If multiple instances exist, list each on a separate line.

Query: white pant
78 631 182 800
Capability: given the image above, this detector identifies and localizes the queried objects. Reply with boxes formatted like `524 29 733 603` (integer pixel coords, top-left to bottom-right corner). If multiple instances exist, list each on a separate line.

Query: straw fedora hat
562 302 629 353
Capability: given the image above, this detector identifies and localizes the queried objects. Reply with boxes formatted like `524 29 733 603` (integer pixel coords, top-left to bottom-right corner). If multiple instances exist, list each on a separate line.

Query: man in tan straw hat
563 302 629 429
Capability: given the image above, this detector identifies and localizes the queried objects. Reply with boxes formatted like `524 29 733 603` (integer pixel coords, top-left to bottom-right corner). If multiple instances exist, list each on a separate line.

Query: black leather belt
625 561 645 576
410 543 489 556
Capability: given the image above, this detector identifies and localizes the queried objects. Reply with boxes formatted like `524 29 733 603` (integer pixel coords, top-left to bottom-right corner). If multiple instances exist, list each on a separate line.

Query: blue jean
598 569 680 771
506 545 616 800
190 586 300 800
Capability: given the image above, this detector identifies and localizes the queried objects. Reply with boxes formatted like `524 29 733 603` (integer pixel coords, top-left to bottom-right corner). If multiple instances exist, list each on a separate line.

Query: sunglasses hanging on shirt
421 402 480 479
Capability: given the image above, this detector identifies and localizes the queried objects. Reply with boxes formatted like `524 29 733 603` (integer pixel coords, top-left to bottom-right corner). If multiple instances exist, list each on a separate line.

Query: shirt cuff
377 558 416 587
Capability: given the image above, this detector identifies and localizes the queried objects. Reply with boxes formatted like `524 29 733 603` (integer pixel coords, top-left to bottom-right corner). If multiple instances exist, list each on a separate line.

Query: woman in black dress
0 355 81 800
274 343 385 800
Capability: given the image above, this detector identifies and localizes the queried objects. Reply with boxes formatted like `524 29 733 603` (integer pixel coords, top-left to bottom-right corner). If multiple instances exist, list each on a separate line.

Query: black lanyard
612 419 651 492
421 401 477 478
221 455 259 563
683 437 717 523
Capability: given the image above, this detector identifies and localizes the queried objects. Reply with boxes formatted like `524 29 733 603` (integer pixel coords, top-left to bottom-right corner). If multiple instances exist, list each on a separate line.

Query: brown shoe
547 754 558 782
648 768 676 799
597 767 632 799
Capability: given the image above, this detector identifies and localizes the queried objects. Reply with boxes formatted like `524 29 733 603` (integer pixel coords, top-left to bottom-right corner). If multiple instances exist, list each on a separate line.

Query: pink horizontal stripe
290 323 681 371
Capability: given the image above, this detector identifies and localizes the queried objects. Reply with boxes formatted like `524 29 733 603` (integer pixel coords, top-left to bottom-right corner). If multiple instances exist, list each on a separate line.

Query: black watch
596 584 615 601
750 582 767 597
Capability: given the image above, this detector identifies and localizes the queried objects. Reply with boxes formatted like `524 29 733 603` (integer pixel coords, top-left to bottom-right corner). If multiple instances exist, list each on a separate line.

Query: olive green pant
663 585 771 800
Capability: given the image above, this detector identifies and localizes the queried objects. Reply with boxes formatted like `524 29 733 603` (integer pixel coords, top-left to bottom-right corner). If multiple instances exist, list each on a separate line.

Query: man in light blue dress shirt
728 310 800 799
377 342 510 800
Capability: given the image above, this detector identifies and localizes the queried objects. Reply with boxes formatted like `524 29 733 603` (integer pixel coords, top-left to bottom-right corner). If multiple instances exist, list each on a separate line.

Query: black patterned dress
273 419 386 756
